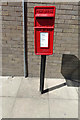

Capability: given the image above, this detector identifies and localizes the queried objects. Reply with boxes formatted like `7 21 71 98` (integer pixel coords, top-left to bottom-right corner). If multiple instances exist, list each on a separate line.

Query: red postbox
34 6 56 55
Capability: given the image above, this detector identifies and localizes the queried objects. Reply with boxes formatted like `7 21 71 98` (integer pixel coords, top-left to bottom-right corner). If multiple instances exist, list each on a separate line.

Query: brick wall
2 2 24 76
1 2 79 80
27 2 79 79
0 3 2 76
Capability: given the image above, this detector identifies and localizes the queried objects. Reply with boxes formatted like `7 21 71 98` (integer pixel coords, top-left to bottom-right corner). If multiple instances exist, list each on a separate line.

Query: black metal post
40 55 46 94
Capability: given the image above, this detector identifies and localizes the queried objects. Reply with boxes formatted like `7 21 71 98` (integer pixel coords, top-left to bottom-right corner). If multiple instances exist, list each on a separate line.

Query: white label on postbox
40 32 48 47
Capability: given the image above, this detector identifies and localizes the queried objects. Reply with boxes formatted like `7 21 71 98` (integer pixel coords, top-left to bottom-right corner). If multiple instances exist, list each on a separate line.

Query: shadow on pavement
42 82 66 94
42 54 80 94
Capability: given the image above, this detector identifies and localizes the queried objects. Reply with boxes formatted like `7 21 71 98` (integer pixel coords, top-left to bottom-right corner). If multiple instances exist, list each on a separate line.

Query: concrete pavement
0 76 78 118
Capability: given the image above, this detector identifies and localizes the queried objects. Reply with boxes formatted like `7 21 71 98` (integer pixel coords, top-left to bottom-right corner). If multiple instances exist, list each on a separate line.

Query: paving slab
78 87 80 98
78 98 80 120
47 78 78 100
49 99 78 118
0 78 2 97
0 98 2 119
75 87 78 93
2 97 15 118
0 77 9 96
17 77 48 98
2 77 23 97
0 77 79 118
10 98 49 118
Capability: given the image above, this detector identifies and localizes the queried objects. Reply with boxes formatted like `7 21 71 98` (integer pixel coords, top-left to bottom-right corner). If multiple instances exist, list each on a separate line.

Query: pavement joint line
15 77 23 98
46 98 78 100
46 78 52 118
1 96 16 118
0 96 78 101
48 91 50 118
8 96 17 118
7 77 24 117
0 96 16 98
14 97 49 99
0 96 78 99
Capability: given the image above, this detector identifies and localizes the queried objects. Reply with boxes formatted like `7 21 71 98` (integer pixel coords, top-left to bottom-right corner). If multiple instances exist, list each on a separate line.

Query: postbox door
34 6 56 55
